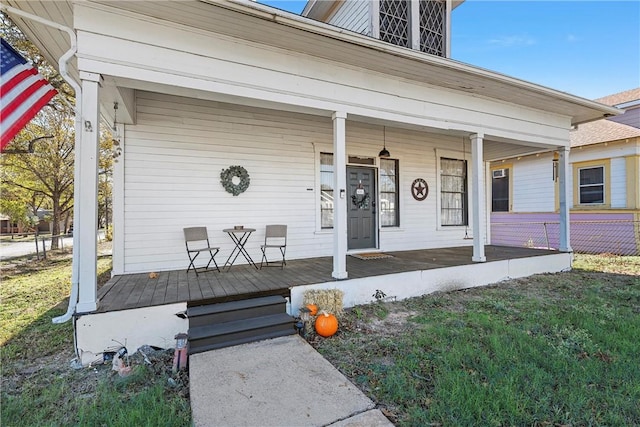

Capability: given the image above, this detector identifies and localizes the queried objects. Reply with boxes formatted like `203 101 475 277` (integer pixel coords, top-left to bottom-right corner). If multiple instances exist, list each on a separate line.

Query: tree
0 12 114 248
1 107 75 247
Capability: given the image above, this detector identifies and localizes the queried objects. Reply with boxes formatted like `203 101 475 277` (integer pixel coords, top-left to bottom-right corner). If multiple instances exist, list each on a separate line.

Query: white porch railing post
75 72 101 313
470 133 486 262
558 146 572 253
332 111 348 279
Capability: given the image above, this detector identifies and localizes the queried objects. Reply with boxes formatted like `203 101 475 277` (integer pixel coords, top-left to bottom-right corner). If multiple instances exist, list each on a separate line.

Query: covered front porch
74 245 569 364
97 245 562 314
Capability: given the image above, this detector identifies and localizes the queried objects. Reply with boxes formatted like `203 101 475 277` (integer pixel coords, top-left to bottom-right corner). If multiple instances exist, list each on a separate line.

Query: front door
347 167 376 250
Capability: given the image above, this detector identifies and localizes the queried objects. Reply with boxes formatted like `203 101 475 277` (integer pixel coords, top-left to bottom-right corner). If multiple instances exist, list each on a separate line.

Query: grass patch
1 248 191 427
311 254 640 426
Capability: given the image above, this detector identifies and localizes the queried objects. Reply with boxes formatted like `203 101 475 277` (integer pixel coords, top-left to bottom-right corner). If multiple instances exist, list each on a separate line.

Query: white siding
124 92 328 273
610 157 627 208
122 92 477 273
328 1 371 36
570 143 637 163
511 155 556 212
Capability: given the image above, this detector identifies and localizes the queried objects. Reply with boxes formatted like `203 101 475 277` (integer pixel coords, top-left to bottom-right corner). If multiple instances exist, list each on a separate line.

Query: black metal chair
183 227 220 275
260 224 287 269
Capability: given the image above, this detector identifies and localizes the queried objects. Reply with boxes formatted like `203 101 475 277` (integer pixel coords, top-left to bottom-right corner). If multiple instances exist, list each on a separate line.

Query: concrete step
187 295 287 327
188 312 296 355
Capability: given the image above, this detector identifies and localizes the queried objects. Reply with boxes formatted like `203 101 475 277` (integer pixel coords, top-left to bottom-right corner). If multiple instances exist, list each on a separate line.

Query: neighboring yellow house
490 88 640 255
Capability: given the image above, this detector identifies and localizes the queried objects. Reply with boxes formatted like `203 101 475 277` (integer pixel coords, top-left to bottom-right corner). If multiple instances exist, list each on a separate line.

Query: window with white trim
320 153 334 228
440 157 468 226
419 0 446 56
379 0 410 48
578 166 604 204
491 168 510 212
380 158 399 227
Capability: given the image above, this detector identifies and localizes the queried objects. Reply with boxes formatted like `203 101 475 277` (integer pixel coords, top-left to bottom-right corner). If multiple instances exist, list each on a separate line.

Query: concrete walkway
190 335 394 427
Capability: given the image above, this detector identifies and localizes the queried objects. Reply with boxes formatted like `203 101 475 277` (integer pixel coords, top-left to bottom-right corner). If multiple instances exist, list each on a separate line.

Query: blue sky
258 1 639 100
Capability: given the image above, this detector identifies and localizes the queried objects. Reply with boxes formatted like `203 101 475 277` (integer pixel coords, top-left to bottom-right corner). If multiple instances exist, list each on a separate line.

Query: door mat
350 252 394 260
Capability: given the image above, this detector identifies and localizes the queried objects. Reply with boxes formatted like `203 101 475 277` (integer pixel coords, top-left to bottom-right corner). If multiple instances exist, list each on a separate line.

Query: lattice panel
419 0 445 56
380 0 410 48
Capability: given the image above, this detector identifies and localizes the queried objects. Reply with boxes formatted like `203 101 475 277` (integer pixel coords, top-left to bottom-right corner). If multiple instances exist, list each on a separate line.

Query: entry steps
187 295 296 355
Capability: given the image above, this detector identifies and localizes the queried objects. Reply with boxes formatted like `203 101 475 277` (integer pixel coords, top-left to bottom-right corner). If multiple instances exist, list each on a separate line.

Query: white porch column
470 133 486 262
76 72 101 313
112 122 125 274
332 111 348 279
558 146 572 252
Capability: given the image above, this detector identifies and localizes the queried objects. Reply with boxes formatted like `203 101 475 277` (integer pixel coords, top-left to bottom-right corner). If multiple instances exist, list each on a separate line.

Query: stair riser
188 329 295 355
189 303 286 327
189 323 295 352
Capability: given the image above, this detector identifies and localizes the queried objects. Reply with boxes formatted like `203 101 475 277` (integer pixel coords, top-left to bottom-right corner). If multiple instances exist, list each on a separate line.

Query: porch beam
558 146 572 252
332 111 348 279
470 133 486 262
76 71 101 313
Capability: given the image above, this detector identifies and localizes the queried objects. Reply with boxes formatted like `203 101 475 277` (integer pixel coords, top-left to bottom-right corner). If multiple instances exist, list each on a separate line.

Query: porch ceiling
4 0 620 127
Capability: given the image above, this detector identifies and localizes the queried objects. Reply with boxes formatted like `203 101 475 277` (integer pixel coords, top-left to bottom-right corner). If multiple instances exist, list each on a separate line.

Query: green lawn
1 252 191 427
311 254 640 426
2 252 638 426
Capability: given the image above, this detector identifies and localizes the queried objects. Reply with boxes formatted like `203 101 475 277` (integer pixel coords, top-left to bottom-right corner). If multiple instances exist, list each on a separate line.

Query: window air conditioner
492 169 506 178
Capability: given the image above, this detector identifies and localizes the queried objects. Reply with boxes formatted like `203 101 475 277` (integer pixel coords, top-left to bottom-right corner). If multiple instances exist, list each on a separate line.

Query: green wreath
220 165 250 196
351 192 370 209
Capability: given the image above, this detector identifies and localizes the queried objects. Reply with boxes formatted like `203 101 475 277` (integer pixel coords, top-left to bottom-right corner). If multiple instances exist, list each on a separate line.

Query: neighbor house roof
595 88 640 107
570 88 640 147
570 119 640 147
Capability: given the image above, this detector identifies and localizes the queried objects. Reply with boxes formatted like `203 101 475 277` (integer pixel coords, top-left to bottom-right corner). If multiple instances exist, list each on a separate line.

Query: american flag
1 38 57 151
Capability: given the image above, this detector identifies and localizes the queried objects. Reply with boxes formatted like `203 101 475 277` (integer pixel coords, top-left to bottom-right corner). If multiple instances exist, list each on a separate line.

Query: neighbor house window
440 158 468 225
379 0 410 48
320 153 334 228
491 168 510 212
380 158 399 227
578 166 604 204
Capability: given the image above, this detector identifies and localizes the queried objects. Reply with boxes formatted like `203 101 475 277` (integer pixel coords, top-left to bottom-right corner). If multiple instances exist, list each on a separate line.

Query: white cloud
488 35 537 47
566 34 580 42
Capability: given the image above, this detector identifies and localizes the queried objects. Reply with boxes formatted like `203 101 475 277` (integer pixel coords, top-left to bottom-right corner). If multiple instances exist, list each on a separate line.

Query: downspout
0 5 83 324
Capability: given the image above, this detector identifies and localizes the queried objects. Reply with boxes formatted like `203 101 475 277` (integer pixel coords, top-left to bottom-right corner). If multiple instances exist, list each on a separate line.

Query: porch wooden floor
96 245 556 313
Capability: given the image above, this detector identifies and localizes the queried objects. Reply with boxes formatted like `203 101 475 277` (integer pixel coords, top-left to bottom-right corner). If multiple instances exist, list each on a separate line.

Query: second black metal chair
260 224 287 269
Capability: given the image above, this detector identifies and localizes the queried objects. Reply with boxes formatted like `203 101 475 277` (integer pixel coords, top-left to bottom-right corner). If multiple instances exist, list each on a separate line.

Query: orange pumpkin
315 311 338 337
306 304 318 316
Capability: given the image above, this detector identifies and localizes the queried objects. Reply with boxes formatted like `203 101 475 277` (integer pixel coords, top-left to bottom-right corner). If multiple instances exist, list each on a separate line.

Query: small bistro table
222 228 258 270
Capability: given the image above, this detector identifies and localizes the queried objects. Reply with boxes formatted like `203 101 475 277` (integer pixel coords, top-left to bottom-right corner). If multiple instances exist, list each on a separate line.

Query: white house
3 0 621 363
490 88 640 255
